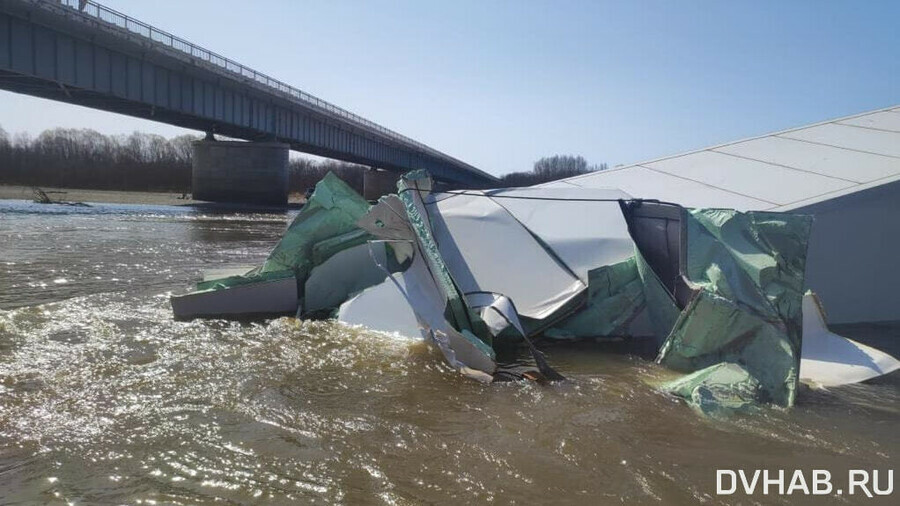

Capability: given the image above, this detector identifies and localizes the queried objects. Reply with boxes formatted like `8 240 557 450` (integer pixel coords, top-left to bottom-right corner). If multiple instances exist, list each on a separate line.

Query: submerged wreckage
172 171 899 412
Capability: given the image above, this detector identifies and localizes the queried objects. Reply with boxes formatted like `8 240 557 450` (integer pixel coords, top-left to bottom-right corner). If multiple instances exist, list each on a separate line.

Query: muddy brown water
0 199 897 505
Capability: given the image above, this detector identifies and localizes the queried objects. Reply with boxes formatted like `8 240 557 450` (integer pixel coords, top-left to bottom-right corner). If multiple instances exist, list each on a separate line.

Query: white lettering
763 469 785 495
716 469 894 497
717 470 736 495
739 470 760 495
872 469 893 496
811 470 832 495
849 470 872 498
786 470 809 495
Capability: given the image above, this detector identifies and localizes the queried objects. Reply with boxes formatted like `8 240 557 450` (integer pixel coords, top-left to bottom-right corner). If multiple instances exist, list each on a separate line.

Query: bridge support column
192 140 289 205
363 168 399 201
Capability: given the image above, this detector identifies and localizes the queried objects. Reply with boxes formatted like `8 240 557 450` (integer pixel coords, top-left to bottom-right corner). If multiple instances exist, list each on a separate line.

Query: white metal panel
775 174 900 211
488 188 635 282
792 179 900 323
799 293 900 386
304 243 388 313
488 187 631 200
558 166 771 210
430 192 584 319
356 194 497 377
837 111 900 133
779 123 900 158
714 136 899 184
170 277 298 320
548 105 900 326
645 151 852 206
337 276 422 340
533 179 588 189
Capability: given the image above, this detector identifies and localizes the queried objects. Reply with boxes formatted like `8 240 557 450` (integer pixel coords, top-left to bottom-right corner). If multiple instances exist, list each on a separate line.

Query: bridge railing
48 0 475 167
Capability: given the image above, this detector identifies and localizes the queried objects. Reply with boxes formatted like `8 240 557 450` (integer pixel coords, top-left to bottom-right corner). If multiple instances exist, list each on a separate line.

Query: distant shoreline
0 185 306 208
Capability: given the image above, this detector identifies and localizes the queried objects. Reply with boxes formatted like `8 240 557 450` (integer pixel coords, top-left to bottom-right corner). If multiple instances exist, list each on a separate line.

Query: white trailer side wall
798 180 900 324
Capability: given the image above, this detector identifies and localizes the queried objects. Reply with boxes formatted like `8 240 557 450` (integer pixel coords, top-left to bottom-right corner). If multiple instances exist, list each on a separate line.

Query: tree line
0 126 197 192
0 126 370 194
0 125 606 194
498 155 607 187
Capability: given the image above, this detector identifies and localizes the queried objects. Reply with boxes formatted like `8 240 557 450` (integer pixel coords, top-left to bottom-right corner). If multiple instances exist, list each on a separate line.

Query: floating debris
32 187 90 207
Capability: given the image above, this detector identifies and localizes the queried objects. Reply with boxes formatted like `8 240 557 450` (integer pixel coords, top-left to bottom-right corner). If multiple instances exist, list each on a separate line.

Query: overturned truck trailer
172 171 899 413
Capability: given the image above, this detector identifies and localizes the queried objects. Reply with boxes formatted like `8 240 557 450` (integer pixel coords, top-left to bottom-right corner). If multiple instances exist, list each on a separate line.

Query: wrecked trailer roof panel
172 170 900 414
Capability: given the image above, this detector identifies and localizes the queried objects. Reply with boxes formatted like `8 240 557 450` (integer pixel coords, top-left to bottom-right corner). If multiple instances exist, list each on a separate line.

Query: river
0 199 896 505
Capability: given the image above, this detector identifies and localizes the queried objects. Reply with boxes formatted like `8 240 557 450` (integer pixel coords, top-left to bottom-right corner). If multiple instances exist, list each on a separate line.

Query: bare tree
499 154 608 187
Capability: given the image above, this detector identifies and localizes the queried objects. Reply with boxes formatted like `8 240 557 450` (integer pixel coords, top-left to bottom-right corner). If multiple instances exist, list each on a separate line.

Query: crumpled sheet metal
313 171 894 407
352 173 818 402
191 172 372 304
544 256 649 339
303 242 389 314
426 187 638 321
397 172 480 336
658 290 799 407
427 189 585 320
662 362 761 416
657 209 813 408
261 172 371 279
355 191 497 380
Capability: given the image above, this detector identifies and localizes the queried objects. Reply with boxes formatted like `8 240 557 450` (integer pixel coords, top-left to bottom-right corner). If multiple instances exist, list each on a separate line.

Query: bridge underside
0 1 495 187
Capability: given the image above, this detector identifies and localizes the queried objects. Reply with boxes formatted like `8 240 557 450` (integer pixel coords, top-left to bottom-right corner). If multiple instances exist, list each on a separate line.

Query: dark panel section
94 46 110 93
0 14 9 68
181 75 193 112
223 89 233 123
9 17 31 74
214 87 223 120
126 57 141 100
33 25 54 79
55 33 75 85
74 39 92 88
168 72 182 111
252 98 261 130
260 102 269 132
141 60 154 104
203 81 213 118
154 66 168 107
241 94 250 127
192 78 203 115
233 93 243 125
621 201 692 308
109 51 127 97
260 102 268 132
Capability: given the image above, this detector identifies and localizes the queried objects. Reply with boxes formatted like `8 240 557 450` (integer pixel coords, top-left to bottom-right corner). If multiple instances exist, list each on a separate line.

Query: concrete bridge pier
192 140 290 206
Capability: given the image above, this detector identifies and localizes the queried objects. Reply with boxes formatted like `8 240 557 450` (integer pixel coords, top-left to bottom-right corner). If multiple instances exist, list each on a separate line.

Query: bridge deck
0 0 496 186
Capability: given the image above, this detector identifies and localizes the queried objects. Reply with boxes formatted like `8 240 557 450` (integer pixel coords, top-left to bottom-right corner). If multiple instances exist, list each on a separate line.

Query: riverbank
0 185 307 206
0 185 198 206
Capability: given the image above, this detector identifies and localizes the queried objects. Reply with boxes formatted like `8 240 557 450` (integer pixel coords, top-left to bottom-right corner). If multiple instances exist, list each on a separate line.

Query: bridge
0 0 497 203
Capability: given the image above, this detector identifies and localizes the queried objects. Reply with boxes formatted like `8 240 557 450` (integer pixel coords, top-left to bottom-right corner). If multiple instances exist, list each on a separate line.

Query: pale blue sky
1 0 897 176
